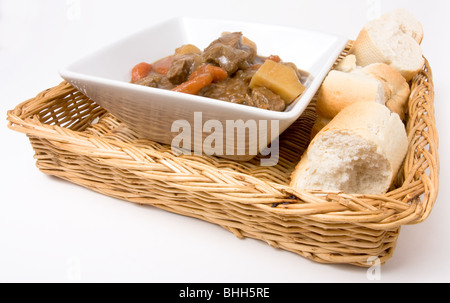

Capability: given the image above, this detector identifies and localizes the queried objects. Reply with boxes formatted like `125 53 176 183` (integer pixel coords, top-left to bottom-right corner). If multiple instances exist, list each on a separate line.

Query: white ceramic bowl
60 17 347 161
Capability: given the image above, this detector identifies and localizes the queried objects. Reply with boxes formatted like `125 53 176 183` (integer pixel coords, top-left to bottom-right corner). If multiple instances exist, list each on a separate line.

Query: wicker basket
7 43 439 267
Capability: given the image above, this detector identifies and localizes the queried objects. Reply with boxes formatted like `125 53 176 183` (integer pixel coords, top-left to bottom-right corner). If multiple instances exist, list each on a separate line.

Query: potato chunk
175 44 202 56
249 60 305 104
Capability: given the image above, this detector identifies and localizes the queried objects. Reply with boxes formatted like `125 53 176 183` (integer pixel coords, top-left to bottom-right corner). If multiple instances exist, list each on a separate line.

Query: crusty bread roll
350 9 424 81
315 69 385 120
359 63 410 121
379 8 424 44
334 54 357 72
291 102 408 195
313 57 410 137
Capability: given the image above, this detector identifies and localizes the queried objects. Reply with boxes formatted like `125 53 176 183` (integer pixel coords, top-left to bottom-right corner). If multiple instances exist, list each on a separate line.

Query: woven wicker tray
7 43 439 267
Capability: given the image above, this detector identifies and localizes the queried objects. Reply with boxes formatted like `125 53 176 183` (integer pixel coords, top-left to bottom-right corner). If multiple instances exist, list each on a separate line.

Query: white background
1 0 449 283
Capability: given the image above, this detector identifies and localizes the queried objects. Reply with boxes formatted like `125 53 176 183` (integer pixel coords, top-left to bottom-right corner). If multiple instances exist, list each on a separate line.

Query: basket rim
6 54 439 231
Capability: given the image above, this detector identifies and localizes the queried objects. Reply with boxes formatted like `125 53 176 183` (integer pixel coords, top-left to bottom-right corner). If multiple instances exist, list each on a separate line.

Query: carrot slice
172 73 214 95
267 55 282 63
153 55 175 75
131 62 152 83
189 65 228 82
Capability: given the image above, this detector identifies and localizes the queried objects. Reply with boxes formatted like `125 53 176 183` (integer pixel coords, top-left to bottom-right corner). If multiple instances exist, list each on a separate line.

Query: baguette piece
316 69 385 120
291 102 408 195
359 63 410 121
350 9 424 81
334 53 357 72
313 59 410 136
379 8 424 44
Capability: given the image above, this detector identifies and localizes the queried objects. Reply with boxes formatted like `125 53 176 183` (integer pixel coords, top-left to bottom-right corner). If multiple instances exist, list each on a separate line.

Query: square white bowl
59 17 348 161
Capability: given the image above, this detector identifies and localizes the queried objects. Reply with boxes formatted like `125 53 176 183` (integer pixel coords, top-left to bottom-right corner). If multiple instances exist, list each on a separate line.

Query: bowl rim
59 16 349 121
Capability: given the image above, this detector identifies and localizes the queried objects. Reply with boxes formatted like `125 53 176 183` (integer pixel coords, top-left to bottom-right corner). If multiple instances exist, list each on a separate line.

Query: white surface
1 0 449 283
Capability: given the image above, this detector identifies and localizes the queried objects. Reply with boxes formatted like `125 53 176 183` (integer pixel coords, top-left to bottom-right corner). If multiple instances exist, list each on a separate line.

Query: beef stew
131 32 308 112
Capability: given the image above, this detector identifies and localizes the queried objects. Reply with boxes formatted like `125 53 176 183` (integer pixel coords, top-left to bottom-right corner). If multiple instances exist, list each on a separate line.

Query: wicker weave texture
7 44 439 267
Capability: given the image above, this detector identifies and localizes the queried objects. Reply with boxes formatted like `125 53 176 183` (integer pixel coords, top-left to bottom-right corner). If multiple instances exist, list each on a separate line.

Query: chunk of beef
199 69 255 104
134 74 174 90
199 76 249 104
215 32 257 61
202 45 248 74
250 87 286 112
134 74 161 88
167 53 203 85
215 32 242 48
202 32 256 75
199 70 285 111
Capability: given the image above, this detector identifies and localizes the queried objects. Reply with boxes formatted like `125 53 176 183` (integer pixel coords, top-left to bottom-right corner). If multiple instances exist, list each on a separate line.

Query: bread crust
361 63 411 121
316 70 384 120
314 62 409 134
310 116 331 139
290 102 408 194
349 9 425 82
349 28 387 67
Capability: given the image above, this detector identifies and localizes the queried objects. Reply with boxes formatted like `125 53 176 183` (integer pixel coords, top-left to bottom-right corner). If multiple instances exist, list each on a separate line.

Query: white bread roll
350 9 424 81
313 59 410 137
379 8 424 44
334 54 357 72
291 102 408 195
359 63 410 121
315 69 385 120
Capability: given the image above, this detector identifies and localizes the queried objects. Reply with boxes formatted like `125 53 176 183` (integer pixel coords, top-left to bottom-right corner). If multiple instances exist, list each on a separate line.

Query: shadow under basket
7 43 439 267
